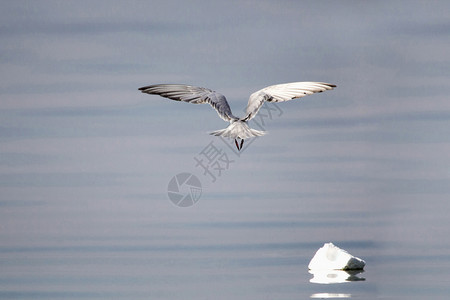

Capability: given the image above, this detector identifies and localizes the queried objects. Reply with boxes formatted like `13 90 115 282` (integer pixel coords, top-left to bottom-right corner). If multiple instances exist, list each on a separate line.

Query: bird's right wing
138 84 238 122
243 82 336 121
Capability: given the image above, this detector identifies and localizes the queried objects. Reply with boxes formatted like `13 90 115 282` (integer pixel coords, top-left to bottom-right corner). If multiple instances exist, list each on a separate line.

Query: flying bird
139 82 336 150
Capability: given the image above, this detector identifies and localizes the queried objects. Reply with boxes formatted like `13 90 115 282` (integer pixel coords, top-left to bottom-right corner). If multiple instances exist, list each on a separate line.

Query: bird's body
139 82 336 150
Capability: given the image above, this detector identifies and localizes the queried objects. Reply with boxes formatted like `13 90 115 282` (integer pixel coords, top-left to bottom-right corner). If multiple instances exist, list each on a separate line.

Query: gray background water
1 1 450 299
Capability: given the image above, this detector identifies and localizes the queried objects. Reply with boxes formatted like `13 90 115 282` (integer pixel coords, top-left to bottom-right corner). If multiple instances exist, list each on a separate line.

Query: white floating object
308 242 365 270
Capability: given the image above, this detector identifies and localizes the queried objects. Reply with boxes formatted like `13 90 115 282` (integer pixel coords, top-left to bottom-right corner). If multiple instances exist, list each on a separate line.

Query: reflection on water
309 269 365 284
311 293 351 299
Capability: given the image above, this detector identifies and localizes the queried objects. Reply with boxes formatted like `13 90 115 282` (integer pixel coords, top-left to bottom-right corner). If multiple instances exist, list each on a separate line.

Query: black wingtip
138 85 151 92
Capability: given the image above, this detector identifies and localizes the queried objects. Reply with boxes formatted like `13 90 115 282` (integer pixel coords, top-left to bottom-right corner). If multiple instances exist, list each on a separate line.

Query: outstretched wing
139 84 238 122
243 82 336 121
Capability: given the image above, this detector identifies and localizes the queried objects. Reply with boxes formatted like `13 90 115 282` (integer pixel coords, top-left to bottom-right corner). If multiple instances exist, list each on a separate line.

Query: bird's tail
209 120 265 139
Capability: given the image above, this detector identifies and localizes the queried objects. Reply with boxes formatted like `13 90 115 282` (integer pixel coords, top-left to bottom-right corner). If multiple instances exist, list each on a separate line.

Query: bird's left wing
139 84 238 122
243 82 336 121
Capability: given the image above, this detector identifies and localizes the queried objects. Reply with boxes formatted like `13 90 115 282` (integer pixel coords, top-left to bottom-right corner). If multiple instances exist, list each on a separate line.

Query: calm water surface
1 122 449 299
1 1 450 299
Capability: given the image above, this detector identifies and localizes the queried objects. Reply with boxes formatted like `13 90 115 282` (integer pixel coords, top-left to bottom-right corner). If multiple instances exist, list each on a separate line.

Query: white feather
243 82 336 121
139 82 336 142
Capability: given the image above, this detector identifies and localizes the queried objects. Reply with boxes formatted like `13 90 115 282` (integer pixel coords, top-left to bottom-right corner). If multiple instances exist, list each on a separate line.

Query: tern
139 82 336 150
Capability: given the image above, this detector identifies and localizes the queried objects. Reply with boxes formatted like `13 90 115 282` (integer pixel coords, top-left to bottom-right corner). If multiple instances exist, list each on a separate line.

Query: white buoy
308 242 365 270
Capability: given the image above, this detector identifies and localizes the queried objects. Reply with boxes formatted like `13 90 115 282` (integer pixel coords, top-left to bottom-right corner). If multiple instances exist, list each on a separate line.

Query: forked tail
209 120 265 140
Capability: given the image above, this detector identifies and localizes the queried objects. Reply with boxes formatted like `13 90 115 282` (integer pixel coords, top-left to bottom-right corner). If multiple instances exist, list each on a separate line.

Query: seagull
139 82 336 150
